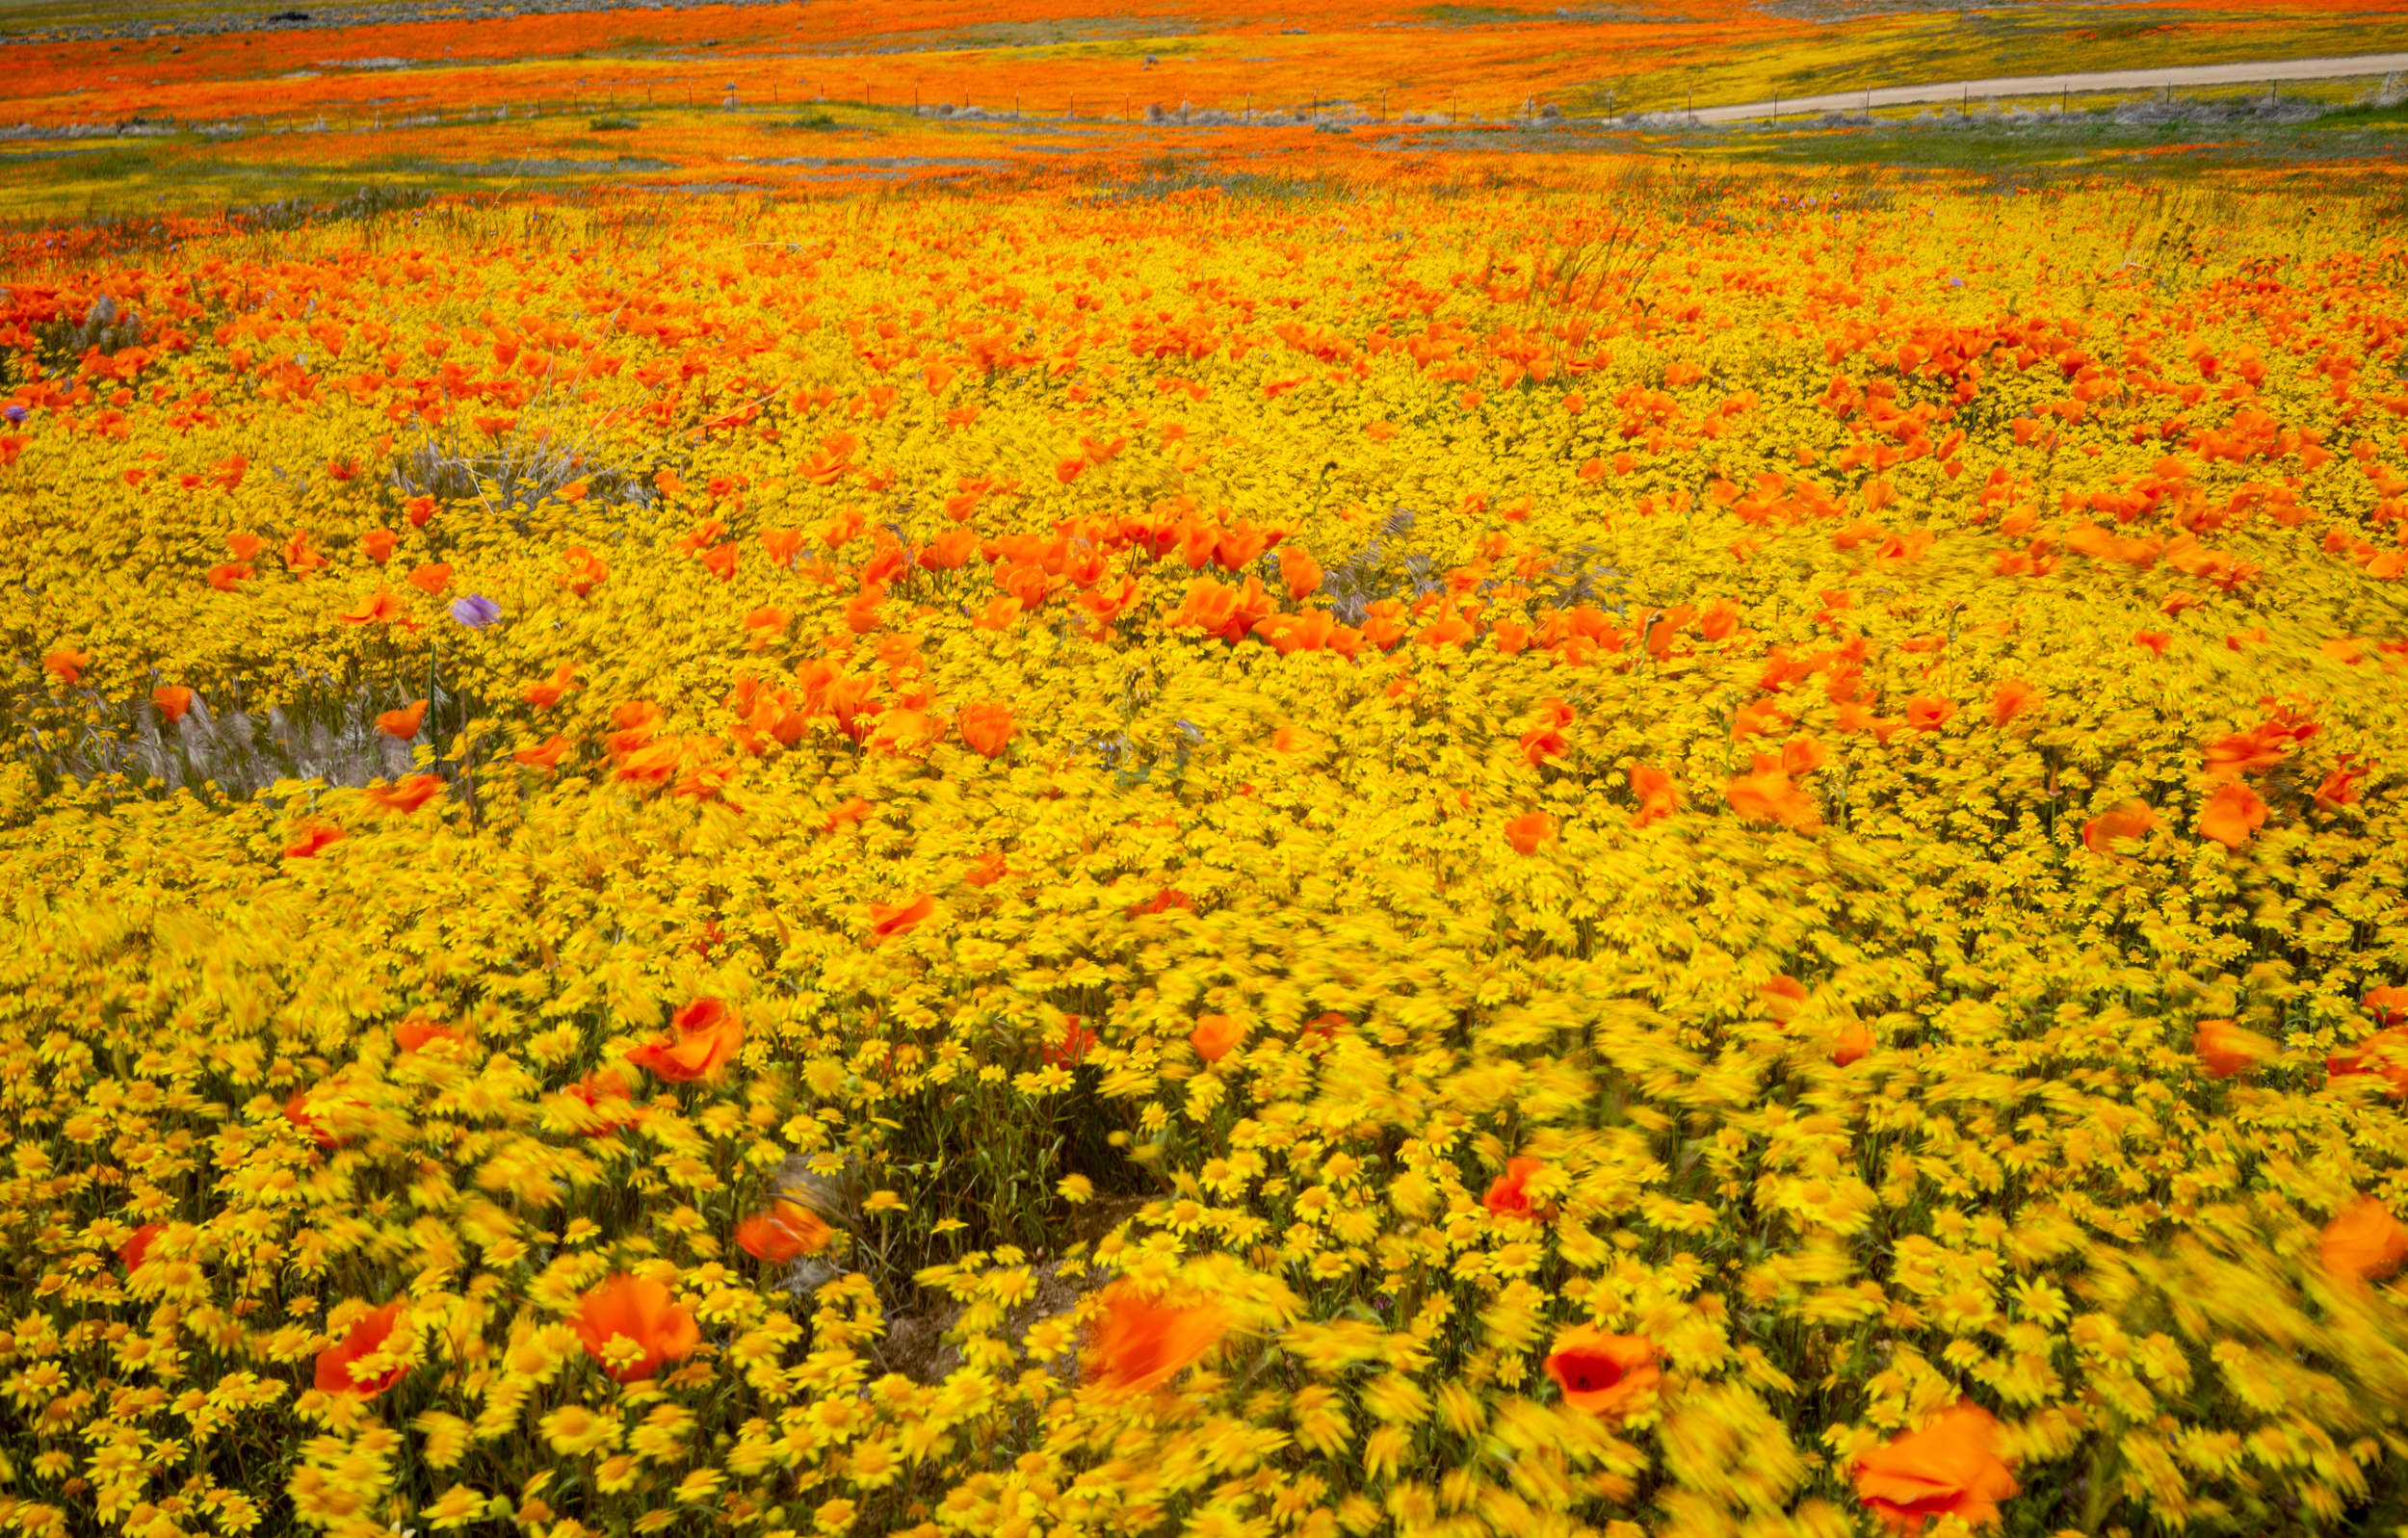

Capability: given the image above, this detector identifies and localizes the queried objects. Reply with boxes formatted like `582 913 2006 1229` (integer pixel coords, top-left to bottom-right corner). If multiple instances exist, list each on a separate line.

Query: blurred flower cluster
1 169 2405 1538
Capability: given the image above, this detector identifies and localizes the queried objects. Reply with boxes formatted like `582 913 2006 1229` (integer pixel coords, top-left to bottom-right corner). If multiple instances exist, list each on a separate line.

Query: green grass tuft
2316 99 2408 126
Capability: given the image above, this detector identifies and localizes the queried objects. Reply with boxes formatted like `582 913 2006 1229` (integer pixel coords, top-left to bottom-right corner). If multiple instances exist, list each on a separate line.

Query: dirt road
1688 51 2408 123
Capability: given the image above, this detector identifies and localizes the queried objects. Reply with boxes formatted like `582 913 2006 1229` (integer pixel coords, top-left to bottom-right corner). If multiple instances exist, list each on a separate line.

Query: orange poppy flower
2328 1028 2408 1096
360 528 398 565
823 796 874 834
1520 722 1568 767
152 686 195 724
627 998 745 1084
613 702 665 754
2194 1019 2276 1078
743 606 792 651
1853 1403 2020 1531
406 561 453 597
762 527 805 568
1733 699 1793 743
1832 1020 1874 1066
314 1301 408 1398
575 1274 700 1383
1085 1281 1229 1397
735 1200 836 1264
1762 975 1809 1023
559 546 609 597
43 646 91 684
364 774 445 814
966 850 1008 888
2081 799 2157 855
1164 575 1239 636
957 703 1015 759
866 708 941 757
672 995 736 1041
2133 631 2171 656
1902 696 1955 731
1191 1014 1245 1065
1044 1016 1099 1068
869 893 936 936
2369 986 2408 1030
1482 1157 1546 1218
566 1067 643 1134
1524 693 1573 734
1134 887 1193 918
1630 764 1679 827
1300 1012 1348 1046
522 664 579 709
394 1017 464 1054
1417 607 1477 649
282 818 346 859
206 561 253 591
513 734 572 771
2205 728 2291 778
920 526 980 571
2322 1196 2408 1287
1542 1327 1660 1421
1990 679 2037 726
2315 762 2363 809
1279 544 1322 602
226 533 265 561
119 1222 164 1273
283 1088 349 1148
377 700 429 741
337 589 412 626
2198 781 2268 849
1725 763 1820 831
1504 810 1557 854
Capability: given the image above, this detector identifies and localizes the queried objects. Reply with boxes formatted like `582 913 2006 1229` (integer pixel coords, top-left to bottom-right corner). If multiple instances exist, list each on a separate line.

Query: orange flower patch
956 702 1015 758
2198 781 2268 849
313 1302 408 1399
2323 1197 2408 1288
1191 1013 1245 1065
735 1200 836 1264
575 1274 700 1383
1504 810 1557 853
627 998 745 1084
1085 1281 1229 1398
1852 1402 2020 1532
1482 1157 1546 1218
376 699 429 741
1542 1328 1659 1421
2194 1019 2277 1078
2081 799 2157 855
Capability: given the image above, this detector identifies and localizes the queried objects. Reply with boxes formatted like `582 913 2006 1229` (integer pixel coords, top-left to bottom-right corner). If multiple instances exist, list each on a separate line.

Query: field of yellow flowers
3 164 2408 1538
